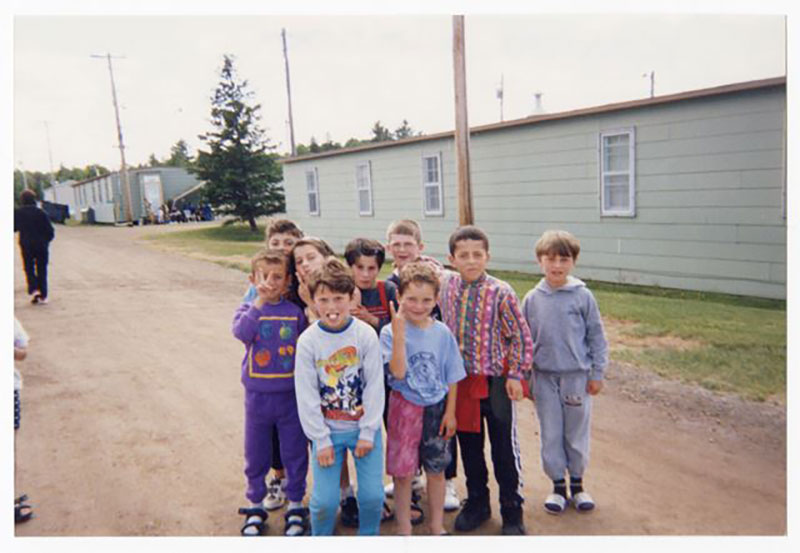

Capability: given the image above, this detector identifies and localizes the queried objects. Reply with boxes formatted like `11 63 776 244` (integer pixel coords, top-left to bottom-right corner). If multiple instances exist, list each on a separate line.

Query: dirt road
13 224 786 536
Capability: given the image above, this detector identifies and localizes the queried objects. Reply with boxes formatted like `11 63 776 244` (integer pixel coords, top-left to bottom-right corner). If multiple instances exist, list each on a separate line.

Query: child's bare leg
339 453 350 490
393 475 413 535
426 471 445 535
274 468 286 479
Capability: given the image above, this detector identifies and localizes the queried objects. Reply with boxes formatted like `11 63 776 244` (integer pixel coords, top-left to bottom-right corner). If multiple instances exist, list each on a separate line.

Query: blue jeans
310 429 384 535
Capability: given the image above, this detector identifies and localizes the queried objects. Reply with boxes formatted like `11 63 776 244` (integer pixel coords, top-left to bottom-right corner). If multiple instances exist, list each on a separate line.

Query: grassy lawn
147 223 786 402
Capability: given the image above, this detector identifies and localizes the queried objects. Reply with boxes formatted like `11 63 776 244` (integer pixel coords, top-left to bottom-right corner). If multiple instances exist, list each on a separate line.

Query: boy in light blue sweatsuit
522 230 608 515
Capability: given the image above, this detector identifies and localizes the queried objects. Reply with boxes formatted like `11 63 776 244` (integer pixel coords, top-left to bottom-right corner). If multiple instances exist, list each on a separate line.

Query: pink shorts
386 390 450 477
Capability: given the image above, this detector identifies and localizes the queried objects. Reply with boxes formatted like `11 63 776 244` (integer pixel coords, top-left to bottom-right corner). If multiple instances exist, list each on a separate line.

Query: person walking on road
14 189 55 305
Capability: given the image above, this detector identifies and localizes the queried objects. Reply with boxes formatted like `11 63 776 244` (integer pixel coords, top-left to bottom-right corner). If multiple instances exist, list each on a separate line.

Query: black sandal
15 502 34 524
339 496 359 528
410 491 425 526
381 501 395 523
238 506 268 536
284 507 311 536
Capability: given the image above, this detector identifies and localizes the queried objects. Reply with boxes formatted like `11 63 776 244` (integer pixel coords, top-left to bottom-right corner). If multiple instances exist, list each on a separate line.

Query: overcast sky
7 4 791 173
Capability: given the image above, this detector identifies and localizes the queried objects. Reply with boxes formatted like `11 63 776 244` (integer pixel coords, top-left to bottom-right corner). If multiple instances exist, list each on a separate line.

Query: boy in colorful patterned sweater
232 249 309 536
438 225 534 535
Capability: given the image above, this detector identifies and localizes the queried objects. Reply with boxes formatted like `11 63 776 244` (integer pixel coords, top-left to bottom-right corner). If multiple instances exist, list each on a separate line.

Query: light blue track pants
532 371 592 481
310 429 384 536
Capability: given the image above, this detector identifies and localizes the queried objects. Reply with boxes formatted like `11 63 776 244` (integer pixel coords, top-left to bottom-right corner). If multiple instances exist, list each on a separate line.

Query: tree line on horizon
16 54 419 228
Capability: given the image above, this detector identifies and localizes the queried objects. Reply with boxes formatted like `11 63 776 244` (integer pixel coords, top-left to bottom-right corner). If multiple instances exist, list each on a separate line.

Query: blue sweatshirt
521 276 608 380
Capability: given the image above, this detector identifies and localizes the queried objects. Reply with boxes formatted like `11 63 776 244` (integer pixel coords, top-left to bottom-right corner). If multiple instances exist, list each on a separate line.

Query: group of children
232 217 608 537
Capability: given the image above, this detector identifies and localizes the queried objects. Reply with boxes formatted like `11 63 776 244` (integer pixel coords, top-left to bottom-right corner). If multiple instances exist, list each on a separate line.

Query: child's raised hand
505 378 524 401
296 271 312 306
354 439 373 458
586 380 604 395
389 302 405 335
317 446 335 467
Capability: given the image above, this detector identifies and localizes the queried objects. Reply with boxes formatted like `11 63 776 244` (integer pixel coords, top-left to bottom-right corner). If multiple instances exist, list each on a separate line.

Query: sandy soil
13 223 786 537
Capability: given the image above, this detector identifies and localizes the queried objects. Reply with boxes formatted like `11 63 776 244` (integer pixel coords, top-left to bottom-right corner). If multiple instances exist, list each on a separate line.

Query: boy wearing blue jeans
522 230 608 514
294 258 385 535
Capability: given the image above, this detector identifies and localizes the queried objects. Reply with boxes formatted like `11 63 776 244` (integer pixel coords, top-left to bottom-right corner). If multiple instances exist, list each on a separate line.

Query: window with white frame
355 162 373 216
305 168 320 216
600 128 636 216
422 153 443 216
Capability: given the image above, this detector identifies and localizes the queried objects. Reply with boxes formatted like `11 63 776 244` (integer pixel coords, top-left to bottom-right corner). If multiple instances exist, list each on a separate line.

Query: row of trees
294 119 421 155
17 55 420 229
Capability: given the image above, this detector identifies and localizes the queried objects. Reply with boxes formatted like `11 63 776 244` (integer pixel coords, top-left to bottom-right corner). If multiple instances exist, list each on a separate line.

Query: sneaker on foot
36 296 48 305
264 477 287 511
384 481 394 498
500 506 526 535
444 479 460 512
454 499 491 532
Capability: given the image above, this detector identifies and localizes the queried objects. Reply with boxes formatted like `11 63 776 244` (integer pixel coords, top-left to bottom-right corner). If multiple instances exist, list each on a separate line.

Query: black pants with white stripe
457 376 524 510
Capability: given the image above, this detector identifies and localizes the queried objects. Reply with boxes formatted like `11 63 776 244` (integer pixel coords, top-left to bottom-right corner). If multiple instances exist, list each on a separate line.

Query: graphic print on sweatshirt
316 346 365 421
248 316 300 379
406 351 442 404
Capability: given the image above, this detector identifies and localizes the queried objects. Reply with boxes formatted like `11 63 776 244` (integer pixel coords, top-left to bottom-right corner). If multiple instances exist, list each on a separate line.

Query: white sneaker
264 477 287 511
443 479 460 511
384 481 394 498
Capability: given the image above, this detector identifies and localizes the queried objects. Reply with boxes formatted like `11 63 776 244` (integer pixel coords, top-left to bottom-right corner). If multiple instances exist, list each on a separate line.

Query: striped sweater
438 270 533 380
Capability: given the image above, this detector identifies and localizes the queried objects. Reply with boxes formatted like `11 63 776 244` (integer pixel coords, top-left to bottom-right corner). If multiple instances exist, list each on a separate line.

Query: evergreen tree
166 139 192 168
394 119 419 139
190 55 284 232
370 121 393 142
148 153 160 167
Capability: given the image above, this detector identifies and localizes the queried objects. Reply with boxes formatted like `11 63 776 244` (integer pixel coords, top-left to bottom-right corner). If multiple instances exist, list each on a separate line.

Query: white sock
242 502 265 536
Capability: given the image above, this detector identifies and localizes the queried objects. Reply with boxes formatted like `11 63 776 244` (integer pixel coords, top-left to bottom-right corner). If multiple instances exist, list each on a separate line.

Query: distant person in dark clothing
14 190 55 305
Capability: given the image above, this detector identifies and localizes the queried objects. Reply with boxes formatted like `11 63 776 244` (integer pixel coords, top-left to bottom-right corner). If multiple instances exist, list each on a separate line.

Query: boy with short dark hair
522 230 608 515
439 225 534 535
344 237 397 334
294 257 385 535
232 249 310 536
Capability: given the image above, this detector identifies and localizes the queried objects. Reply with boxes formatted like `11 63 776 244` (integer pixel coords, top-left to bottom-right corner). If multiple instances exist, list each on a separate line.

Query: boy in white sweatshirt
294 257 385 535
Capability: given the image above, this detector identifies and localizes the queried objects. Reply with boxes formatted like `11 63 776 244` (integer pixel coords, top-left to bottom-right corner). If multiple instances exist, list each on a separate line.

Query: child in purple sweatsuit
232 249 309 536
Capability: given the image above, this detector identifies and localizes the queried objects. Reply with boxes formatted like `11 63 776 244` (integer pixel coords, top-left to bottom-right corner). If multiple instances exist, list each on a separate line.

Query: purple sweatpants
244 389 309 504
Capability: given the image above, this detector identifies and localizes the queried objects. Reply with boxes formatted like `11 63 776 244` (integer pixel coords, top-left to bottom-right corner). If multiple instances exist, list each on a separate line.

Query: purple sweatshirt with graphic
232 299 308 393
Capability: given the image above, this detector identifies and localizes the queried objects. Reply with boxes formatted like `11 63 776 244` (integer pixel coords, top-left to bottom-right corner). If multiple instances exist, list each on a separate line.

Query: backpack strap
377 280 389 314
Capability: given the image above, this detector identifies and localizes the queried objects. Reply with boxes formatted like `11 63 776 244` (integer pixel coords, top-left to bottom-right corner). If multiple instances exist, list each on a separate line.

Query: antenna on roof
642 70 655 98
532 92 545 115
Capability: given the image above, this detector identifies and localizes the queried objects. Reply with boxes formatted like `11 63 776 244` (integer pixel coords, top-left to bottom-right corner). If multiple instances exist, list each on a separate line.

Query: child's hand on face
354 439 373 458
317 446 335 467
586 380 604 395
505 378 524 401
351 304 378 327
296 271 312 306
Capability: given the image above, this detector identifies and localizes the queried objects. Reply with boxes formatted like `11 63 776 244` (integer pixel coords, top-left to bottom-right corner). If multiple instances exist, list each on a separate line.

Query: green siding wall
285 86 786 299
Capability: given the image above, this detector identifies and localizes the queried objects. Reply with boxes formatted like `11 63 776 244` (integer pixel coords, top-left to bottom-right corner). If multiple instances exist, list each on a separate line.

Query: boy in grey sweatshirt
294 257 385 535
521 230 608 515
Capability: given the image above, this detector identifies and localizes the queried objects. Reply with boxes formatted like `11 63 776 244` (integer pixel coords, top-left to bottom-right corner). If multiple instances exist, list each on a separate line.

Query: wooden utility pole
92 52 133 224
282 28 297 157
452 15 473 226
